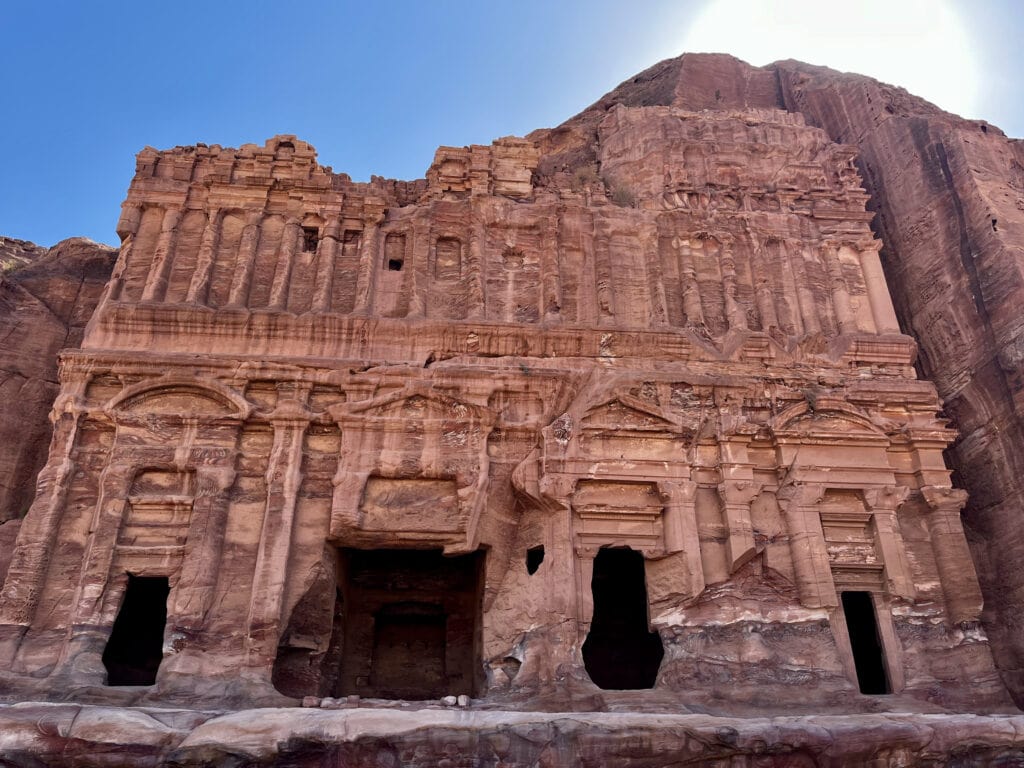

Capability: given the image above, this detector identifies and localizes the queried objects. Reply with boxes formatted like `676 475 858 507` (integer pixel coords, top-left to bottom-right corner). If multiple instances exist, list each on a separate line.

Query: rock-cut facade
0 79 1012 715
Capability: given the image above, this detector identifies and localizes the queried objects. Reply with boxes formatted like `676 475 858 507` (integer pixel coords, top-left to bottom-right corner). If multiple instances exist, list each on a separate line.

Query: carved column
575 543 599 636
644 224 669 327
824 244 857 334
311 220 341 312
569 209 598 326
749 243 779 332
227 211 264 307
540 475 576 620
754 278 779 331
721 246 747 331
0 377 89 660
269 218 301 311
61 461 137 670
171 463 237 628
353 202 385 314
858 244 901 334
659 480 704 598
536 473 582 670
107 204 144 303
719 479 759 572
776 239 805 336
865 486 915 599
185 209 223 305
244 394 311 667
921 486 984 626
675 237 704 327
780 483 837 608
594 221 615 324
466 216 486 320
792 247 822 334
141 206 182 302
718 432 758 572
405 222 429 319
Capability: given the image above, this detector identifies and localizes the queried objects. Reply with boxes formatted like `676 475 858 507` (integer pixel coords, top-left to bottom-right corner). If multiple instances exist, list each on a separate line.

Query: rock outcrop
0 238 116 533
2 704 1023 767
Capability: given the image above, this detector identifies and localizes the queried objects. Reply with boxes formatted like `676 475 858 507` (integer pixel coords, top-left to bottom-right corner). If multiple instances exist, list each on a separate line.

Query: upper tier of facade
91 107 907 371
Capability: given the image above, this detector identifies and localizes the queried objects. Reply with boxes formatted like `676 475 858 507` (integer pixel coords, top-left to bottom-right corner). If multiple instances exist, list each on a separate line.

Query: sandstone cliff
0 237 116 528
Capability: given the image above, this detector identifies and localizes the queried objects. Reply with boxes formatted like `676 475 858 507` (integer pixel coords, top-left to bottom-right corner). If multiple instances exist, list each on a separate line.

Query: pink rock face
0 54 1017 733
0 237 116 528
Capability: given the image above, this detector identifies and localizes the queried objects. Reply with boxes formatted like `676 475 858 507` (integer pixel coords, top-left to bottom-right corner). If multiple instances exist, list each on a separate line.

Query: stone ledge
1 703 1023 766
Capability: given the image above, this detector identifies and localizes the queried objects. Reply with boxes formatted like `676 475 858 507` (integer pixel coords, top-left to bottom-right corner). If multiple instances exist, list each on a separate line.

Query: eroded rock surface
1 704 1023 767
0 237 116 527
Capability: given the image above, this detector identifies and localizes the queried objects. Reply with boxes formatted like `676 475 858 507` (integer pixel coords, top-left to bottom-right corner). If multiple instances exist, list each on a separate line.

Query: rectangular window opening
302 227 319 252
102 575 170 686
384 233 406 272
841 590 891 695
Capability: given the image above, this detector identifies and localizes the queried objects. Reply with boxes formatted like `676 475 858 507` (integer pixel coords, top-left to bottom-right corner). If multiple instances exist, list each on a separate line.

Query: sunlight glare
681 0 979 119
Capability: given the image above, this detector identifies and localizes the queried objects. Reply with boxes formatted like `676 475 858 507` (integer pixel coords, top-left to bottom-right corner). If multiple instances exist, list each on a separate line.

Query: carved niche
328 384 495 553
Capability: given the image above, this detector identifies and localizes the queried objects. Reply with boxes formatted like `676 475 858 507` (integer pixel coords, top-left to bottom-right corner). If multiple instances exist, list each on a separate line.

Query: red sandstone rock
0 704 1022 767
535 52 1024 707
1 52 1023 765
0 237 116 526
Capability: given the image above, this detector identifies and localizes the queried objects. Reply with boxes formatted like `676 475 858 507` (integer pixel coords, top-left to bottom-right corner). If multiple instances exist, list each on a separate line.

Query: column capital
921 485 968 513
658 478 697 504
160 206 183 229
864 485 909 512
718 479 760 505
777 481 824 507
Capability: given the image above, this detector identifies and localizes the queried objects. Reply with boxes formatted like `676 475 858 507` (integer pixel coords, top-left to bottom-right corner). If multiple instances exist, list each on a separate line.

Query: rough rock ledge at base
1 703 1024 766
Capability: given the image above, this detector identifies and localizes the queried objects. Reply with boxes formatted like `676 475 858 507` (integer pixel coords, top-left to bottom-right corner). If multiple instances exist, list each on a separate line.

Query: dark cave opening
102 575 169 686
841 590 890 695
335 548 484 699
582 547 663 690
526 545 544 575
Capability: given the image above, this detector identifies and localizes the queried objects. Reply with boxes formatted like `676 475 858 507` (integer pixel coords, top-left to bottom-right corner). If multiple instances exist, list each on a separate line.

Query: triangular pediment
581 394 680 431
799 413 880 435
346 387 488 422
772 401 886 439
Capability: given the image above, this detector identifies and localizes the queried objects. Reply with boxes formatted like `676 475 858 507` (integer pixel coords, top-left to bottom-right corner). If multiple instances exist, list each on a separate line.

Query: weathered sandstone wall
0 107 1008 716
773 60 1024 703
536 51 1024 705
0 237 116 532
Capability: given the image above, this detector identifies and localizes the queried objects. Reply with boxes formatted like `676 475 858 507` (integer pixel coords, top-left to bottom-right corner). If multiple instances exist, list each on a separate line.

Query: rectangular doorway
840 590 890 694
102 575 170 686
334 548 484 699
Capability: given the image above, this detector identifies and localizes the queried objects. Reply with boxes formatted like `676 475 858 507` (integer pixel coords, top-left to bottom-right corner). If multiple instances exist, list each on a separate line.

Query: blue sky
3 1 1022 247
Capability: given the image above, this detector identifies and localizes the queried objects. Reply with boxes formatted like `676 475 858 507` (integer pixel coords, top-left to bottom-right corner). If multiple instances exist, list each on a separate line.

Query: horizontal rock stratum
1 52 1023 765
2 705 1024 766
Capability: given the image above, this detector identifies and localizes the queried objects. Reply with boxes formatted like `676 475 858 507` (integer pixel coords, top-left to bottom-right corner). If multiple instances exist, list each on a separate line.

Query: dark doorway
582 547 663 689
102 575 169 686
335 548 484 699
371 602 447 698
841 591 890 694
